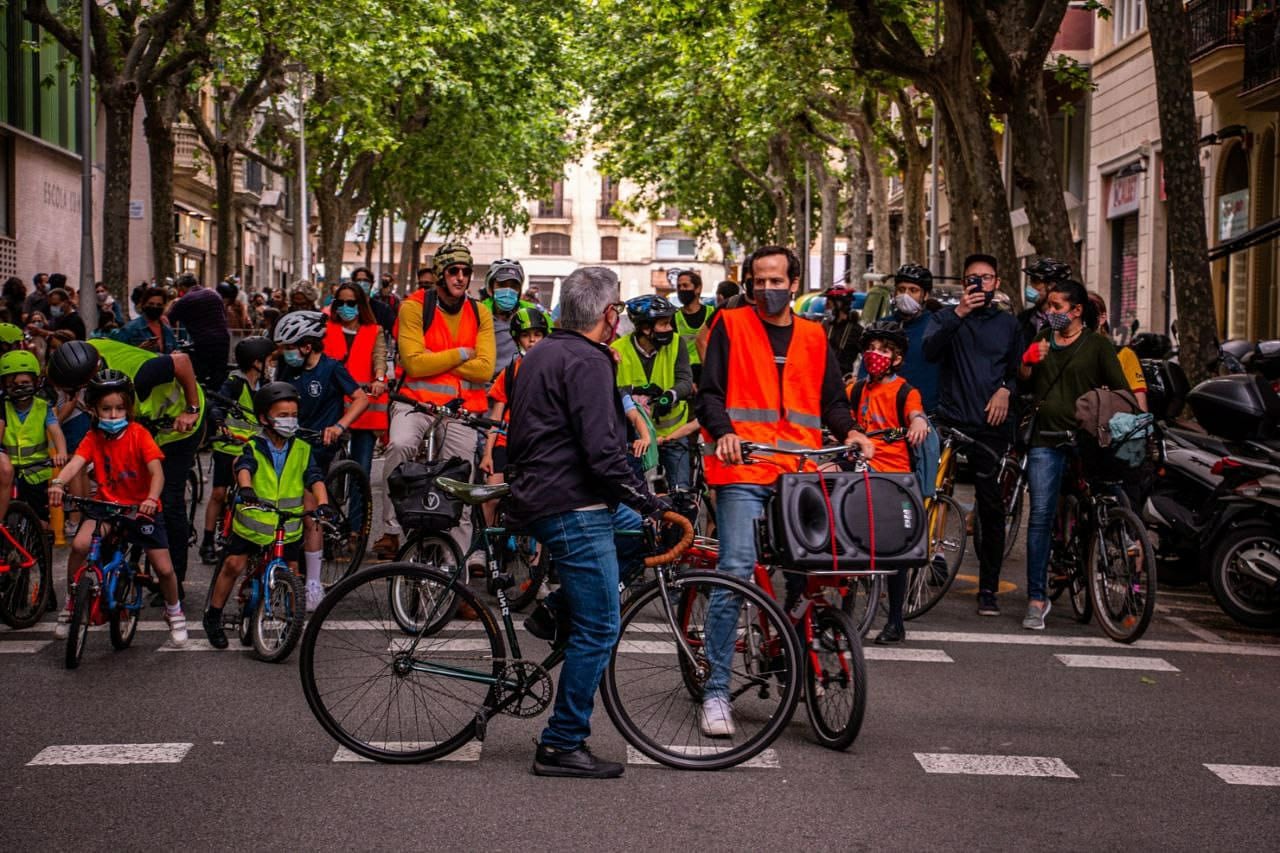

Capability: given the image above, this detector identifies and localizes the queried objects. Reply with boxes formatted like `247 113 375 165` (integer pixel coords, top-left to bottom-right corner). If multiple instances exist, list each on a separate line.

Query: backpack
849 377 938 499
420 289 481 337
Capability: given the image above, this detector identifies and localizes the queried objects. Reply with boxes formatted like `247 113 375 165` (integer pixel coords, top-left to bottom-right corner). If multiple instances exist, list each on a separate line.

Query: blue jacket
110 316 178 353
923 305 1021 429
858 309 941 415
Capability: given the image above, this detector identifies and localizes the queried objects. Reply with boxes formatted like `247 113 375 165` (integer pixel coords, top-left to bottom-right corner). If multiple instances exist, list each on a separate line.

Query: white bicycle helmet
272 310 326 346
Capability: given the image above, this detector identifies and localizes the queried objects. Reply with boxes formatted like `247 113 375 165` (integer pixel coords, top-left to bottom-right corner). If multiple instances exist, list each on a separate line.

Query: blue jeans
659 438 691 491
347 429 377 525
529 504 645 751
1026 446 1071 602
705 484 772 701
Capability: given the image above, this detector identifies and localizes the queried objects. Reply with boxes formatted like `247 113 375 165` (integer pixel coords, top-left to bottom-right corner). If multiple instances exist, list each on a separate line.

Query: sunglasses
333 299 359 308
445 265 473 277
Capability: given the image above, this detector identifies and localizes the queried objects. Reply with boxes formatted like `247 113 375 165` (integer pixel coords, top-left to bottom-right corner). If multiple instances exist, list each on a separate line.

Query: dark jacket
923 304 1021 429
506 328 663 527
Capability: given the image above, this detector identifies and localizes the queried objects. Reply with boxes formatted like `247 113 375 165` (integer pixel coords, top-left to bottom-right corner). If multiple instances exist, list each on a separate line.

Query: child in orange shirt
847 320 929 646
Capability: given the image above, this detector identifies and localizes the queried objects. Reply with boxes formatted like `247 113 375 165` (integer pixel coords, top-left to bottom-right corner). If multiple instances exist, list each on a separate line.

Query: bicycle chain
493 659 553 718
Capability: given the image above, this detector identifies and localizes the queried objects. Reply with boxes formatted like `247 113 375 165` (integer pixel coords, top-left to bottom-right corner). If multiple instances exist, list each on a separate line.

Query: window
536 180 566 218
601 235 618 261
531 232 570 256
600 175 619 218
656 235 697 259
244 157 264 193
1113 0 1146 43
1 4 80 152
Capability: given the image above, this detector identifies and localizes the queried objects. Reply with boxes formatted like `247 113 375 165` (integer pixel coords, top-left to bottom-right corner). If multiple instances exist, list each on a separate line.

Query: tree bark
847 148 869 285
363 212 377 270
100 92 137 294
210 143 237 283
1147 0 1218 385
1006 75 1079 273
939 108 975 268
896 92 930 265
815 154 839 290
315 190 344 287
141 81 180 285
850 111 893 274
398 210 419 286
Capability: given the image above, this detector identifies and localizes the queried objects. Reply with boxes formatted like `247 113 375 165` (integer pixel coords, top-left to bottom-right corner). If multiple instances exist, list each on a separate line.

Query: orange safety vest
323 321 388 431
701 307 826 487
399 290 488 413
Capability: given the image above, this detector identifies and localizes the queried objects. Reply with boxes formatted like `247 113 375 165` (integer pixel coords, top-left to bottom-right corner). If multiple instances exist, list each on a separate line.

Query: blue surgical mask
336 305 358 322
355 280 372 295
283 349 304 368
271 416 299 437
98 417 128 436
493 288 519 312
1024 285 1041 306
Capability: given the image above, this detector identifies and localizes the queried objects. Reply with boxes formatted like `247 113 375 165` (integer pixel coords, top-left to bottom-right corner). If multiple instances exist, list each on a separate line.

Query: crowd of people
5 238 1145 778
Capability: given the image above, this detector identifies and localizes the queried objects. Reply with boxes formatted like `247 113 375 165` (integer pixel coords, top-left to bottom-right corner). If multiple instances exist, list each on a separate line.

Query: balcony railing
1243 8 1280 93
1189 0 1245 59
534 198 571 219
599 196 619 219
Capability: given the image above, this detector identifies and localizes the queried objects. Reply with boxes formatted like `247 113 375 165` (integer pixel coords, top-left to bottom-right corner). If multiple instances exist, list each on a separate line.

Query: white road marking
1165 616 1225 644
1204 764 1280 786
626 745 779 769
914 753 1078 778
1155 602 1226 615
6 621 177 634
0 641 51 653
616 640 677 655
863 647 953 663
333 741 482 763
1054 654 1180 672
387 638 494 653
156 640 251 652
908 630 1280 658
28 743 193 766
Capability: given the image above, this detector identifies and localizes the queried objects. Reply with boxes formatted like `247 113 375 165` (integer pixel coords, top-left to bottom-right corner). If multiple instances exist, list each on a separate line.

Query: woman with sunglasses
322 282 389 528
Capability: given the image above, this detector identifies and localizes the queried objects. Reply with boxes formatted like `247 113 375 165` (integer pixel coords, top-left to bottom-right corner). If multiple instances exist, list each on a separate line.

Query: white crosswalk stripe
914 753 1078 778
332 741 483 763
1054 654 1179 672
157 640 251 652
864 647 953 662
626 746 780 769
28 743 193 765
1204 764 1280 786
0 641 51 653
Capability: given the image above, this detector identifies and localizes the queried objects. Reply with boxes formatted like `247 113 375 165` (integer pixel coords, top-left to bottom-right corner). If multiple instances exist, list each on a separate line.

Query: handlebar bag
387 456 469 532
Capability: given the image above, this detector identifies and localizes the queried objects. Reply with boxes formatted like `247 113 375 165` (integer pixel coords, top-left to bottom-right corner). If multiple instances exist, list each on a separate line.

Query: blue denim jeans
347 429 377 526
1026 446 1071 602
659 437 691 491
529 504 645 751
705 484 772 701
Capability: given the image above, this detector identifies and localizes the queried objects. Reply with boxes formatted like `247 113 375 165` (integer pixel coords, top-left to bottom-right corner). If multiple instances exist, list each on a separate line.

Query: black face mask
7 383 35 401
676 290 698 307
652 330 675 348
143 305 164 321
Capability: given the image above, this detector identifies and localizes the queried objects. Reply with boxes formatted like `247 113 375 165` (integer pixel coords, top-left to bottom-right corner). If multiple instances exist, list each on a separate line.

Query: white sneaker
53 609 71 639
700 697 735 738
306 581 325 613
165 609 189 646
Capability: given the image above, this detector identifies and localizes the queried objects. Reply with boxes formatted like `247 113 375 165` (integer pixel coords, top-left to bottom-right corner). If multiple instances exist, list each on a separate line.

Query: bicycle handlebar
643 511 695 568
61 495 139 519
388 393 503 432
740 442 864 460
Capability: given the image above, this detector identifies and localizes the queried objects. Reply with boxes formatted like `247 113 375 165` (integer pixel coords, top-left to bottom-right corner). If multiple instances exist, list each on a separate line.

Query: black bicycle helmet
625 294 677 327
235 335 276 372
894 263 933 293
253 381 300 418
509 306 551 342
861 319 909 355
1129 332 1172 361
86 368 134 407
1023 257 1072 283
47 340 101 388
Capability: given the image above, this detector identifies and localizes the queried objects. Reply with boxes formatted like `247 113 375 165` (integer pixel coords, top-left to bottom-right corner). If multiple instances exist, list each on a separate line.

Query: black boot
532 743 624 778
202 608 228 649
874 622 905 645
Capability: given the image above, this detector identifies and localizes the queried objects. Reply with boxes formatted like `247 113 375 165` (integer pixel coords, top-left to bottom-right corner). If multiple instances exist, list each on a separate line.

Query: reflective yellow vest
3 399 51 484
674 304 714 367
231 439 310 545
612 333 689 437
214 374 258 458
89 339 205 447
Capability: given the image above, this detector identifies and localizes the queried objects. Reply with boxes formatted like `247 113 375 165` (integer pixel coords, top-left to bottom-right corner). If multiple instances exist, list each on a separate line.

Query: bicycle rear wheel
0 501 51 628
300 562 504 763
601 571 801 771
251 566 306 662
834 573 882 637
65 580 95 670
107 573 140 650
321 460 372 586
904 494 965 620
1088 506 1156 643
803 607 868 751
390 533 463 635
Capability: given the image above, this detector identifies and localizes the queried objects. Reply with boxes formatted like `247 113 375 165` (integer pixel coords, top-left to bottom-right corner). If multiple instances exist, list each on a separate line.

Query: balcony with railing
533 197 572 221
173 123 215 190
1188 0 1247 91
1242 5 1280 107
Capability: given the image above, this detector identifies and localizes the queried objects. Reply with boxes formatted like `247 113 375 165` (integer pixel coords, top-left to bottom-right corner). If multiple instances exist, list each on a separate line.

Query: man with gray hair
506 266 669 779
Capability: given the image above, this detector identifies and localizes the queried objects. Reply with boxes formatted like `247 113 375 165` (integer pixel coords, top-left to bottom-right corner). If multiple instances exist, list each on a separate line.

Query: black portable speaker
761 472 926 571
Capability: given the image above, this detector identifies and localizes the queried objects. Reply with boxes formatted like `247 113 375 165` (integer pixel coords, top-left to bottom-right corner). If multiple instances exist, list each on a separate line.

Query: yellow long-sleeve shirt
397 292 496 383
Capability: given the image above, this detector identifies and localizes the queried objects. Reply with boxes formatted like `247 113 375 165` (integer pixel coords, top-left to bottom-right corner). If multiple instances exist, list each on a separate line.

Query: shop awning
1209 215 1280 261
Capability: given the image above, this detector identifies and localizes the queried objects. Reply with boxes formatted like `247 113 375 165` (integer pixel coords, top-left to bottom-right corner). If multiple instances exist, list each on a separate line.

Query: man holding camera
922 253 1022 617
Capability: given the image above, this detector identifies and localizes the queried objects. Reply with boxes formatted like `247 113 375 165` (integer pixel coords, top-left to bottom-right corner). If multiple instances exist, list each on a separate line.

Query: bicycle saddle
435 477 511 505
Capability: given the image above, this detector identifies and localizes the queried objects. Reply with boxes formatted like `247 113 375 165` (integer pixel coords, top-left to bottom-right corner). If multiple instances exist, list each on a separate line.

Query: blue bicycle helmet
625 294 677 327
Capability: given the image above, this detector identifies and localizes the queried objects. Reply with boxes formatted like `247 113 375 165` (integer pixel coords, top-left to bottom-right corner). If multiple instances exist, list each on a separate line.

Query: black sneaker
532 743 624 779
202 609 228 649
199 541 218 565
874 622 905 645
977 592 1000 617
523 601 568 646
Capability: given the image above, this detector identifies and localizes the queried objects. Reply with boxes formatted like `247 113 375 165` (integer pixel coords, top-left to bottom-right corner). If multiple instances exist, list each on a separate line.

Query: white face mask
893 293 921 317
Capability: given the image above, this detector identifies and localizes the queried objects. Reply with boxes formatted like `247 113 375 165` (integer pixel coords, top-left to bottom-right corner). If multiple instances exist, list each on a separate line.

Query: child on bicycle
49 369 188 646
201 382 337 648
0 349 68 522
200 336 274 565
846 320 929 645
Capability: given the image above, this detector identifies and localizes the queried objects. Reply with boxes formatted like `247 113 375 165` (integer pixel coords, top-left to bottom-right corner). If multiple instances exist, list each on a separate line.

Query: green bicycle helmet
0 349 40 378
0 323 25 346
509 306 551 343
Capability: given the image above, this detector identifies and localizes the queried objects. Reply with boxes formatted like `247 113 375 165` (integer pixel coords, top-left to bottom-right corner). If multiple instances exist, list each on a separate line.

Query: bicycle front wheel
390 533 463 635
321 460 372 586
601 571 801 771
803 607 868 751
300 562 504 763
1087 506 1156 643
835 573 883 638
904 494 965 620
107 573 140 650
65 580 95 670
0 501 51 628
251 567 306 663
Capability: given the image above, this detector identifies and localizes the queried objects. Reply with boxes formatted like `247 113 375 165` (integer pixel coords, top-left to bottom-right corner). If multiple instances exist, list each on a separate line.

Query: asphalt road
2 465 1278 851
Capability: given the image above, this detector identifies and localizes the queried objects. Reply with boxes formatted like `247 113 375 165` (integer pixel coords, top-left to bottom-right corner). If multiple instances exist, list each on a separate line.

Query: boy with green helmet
0 349 68 521
0 323 26 353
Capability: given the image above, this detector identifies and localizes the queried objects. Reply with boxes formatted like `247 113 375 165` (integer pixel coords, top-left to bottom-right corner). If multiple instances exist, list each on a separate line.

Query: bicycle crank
493 660 553 718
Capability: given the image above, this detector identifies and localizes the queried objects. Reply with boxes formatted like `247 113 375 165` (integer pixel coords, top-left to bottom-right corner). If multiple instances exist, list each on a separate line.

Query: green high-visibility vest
214 374 258 458
673 304 714 366
89 339 205 447
3 398 51 484
231 439 310 545
612 333 688 437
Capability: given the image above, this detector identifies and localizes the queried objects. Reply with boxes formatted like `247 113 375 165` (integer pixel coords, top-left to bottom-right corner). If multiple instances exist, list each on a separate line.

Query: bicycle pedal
473 712 488 742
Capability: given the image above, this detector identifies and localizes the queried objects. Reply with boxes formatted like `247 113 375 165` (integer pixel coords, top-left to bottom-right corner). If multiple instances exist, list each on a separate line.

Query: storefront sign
1107 172 1141 219
1218 188 1249 241
129 200 145 220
